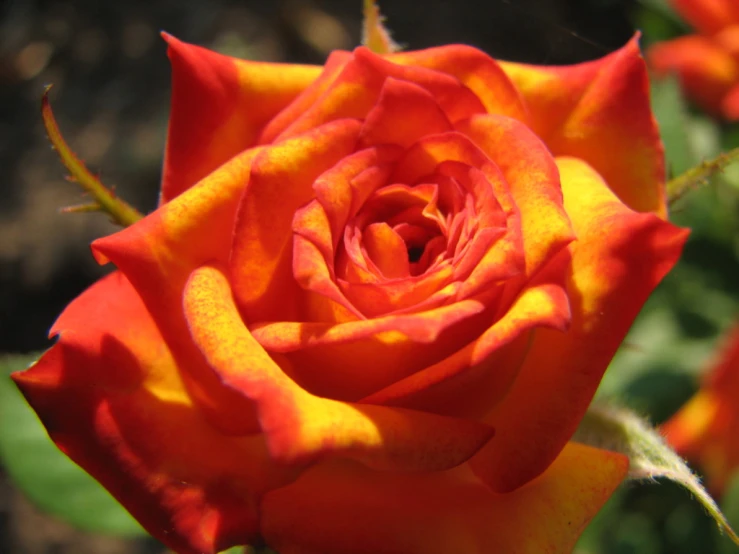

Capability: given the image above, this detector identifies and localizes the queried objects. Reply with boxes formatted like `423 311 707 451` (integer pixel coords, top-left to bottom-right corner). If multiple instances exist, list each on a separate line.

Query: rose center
406 245 424 263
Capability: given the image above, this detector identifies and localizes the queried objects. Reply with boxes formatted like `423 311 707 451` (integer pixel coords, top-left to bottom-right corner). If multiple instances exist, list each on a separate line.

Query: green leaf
574 402 739 546
0 352 147 536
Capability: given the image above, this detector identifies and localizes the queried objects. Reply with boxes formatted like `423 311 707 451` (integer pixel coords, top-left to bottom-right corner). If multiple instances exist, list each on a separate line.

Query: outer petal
672 0 739 35
11 272 293 554
260 442 628 554
184 265 494 472
500 37 667 218
94 147 263 435
469 157 688 492
648 34 739 118
258 50 353 144
161 34 322 202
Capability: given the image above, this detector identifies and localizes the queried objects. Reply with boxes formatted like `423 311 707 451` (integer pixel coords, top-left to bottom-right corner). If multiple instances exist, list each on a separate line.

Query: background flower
662 321 739 496
647 0 739 119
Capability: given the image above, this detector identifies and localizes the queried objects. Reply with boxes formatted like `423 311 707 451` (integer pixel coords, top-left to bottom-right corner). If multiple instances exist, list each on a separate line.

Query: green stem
666 146 739 206
42 85 143 227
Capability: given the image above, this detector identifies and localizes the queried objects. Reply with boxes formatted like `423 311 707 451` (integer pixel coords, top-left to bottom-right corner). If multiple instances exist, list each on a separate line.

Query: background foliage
1 0 739 552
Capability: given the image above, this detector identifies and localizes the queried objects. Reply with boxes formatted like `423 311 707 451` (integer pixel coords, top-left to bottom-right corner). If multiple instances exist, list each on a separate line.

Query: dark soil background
0 0 636 551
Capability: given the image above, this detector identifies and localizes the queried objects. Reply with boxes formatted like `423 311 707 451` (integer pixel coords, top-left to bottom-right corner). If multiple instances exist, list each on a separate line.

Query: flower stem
666 146 739 206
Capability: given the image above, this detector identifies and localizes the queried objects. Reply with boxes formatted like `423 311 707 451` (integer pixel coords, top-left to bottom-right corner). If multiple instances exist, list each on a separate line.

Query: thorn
60 202 103 214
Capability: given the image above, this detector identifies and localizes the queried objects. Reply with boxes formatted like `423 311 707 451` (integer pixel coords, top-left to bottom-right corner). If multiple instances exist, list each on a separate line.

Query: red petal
269 46 486 143
387 44 529 122
672 0 739 35
184 265 494 472
94 147 263 436
456 113 574 279
161 34 321 202
469 157 688 492
229 119 362 322
649 34 739 118
12 272 289 554
251 294 489 401
260 442 628 554
361 256 571 418
258 50 353 144
358 77 452 149
501 37 667 217
662 323 739 494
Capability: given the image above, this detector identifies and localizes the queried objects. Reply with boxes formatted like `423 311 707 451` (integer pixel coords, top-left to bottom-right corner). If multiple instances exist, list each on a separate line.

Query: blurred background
1 0 739 552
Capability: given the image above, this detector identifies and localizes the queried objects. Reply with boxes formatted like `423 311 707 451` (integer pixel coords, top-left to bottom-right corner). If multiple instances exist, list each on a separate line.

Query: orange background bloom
648 0 739 119
663 322 739 496
13 35 686 554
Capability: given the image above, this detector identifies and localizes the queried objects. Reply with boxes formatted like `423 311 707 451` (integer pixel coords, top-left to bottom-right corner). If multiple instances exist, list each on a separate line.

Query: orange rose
13 34 687 554
647 0 739 119
662 322 739 496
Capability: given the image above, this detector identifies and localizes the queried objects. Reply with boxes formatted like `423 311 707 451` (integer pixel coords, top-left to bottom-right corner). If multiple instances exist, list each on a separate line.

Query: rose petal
161 34 321 202
260 442 628 554
229 119 362 322
390 133 526 300
336 251 457 317
291 147 404 322
184 264 494 472
312 145 402 250
358 77 452 149
456 113 574 279
649 34 739 118
469 156 689 492
672 0 739 35
387 44 529 122
258 50 353 144
292 215 363 321
500 37 666 217
12 272 291 554
272 46 486 142
361 255 571 418
362 222 412 278
93 148 264 435
251 292 490 400
391 131 490 184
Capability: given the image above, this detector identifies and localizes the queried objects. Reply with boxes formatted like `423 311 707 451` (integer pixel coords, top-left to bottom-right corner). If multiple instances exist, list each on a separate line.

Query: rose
648 0 739 119
663 322 739 496
13 33 687 554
